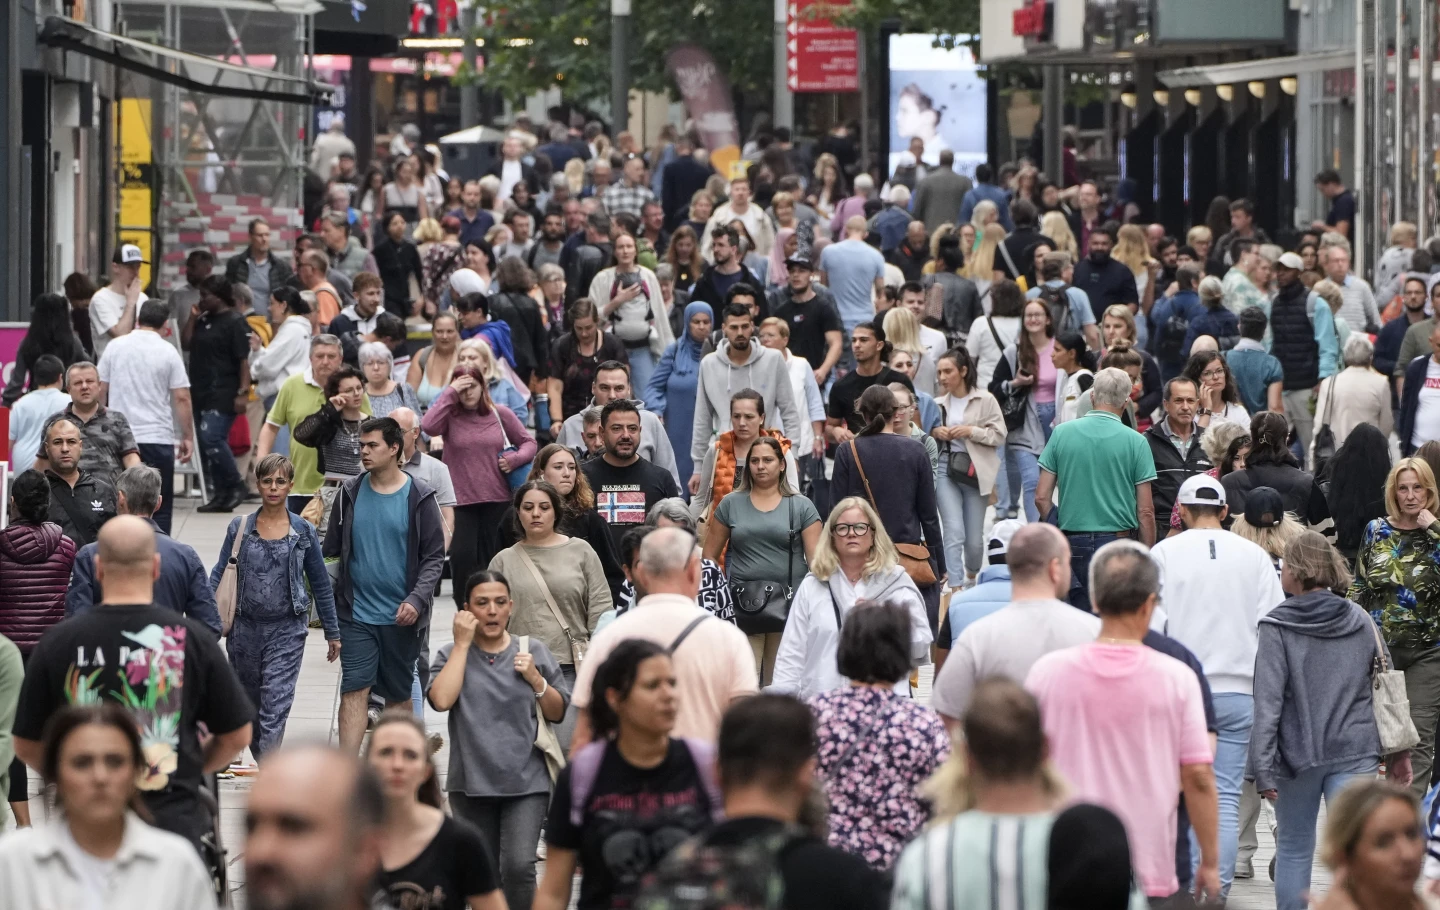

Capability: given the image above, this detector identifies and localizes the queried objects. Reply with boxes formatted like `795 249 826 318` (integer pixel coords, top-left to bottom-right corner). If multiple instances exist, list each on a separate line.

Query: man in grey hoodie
689 303 801 495
556 360 680 486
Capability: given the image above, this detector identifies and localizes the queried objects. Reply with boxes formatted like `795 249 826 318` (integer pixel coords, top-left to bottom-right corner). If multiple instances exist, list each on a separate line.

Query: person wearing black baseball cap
766 251 844 387
90 243 150 359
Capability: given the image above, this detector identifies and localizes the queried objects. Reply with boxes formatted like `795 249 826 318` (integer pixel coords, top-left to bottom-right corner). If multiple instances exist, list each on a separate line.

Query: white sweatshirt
1150 528 1287 695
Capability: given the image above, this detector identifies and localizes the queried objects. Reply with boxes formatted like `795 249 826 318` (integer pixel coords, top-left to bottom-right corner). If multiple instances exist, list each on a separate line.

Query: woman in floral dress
810 600 949 872
1349 456 1440 797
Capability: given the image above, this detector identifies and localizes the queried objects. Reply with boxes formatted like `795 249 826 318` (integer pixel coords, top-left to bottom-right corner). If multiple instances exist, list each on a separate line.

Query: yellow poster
117 98 154 288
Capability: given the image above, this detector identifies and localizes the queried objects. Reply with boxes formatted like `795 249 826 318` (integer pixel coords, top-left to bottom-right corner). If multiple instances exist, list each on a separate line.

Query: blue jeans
1007 446 1040 522
626 345 656 401
197 409 243 497
263 393 290 457
1190 693 1252 900
1272 758 1377 910
1035 401 1056 443
936 457 989 581
1064 531 1122 609
136 443 175 535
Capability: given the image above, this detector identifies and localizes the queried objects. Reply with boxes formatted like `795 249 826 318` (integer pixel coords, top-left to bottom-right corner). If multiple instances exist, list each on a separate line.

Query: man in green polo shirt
1036 366 1157 609
255 334 371 512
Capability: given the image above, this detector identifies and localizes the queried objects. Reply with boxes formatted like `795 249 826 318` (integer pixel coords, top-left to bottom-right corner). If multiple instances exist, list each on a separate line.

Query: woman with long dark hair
3 293 88 406
422 362 536 606
1051 330 1096 426
293 363 369 478
1182 349 1249 426
703 435 823 684
931 348 1006 590
0 704 216 907
1324 423 1392 564
373 210 426 318
990 298 1056 520
1221 411 1332 528
533 640 720 910
365 710 506 910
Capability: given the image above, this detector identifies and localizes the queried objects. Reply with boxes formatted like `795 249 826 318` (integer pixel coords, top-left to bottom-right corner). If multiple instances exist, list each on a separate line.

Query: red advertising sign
1012 0 1050 38
786 0 859 93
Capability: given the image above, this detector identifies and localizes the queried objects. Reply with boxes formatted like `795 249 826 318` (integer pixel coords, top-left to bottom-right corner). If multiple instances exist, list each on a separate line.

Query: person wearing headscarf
644 300 714 484
767 228 796 289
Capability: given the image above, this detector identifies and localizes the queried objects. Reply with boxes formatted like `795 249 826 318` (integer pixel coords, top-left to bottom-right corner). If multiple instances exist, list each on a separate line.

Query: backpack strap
669 615 710 654
567 740 610 827
681 738 726 822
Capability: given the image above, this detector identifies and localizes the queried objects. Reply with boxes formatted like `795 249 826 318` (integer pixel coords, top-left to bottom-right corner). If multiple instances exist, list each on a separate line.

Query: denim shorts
340 617 421 701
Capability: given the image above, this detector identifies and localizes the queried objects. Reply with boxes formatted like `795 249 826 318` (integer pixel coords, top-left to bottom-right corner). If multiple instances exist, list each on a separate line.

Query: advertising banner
786 0 859 93
666 45 744 179
887 34 988 178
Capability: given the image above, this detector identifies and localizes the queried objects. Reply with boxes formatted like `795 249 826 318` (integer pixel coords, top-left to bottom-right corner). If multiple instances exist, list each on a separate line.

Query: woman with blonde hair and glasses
1254 531 1412 910
1350 457 1440 797
770 495 930 700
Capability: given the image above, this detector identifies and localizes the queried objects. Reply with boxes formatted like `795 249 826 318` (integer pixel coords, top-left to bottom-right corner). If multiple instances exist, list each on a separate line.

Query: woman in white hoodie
249 287 314 456
770 496 930 699
589 231 672 396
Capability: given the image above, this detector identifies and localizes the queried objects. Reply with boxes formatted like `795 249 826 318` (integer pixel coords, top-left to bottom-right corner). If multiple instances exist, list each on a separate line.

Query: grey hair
232 282 254 310
115 464 163 517
1342 333 1374 368
1198 275 1225 301
854 173 875 193
310 333 342 351
357 341 393 367
1088 540 1160 616
1090 368 1134 410
646 497 696 533
654 263 675 283
537 263 565 283
581 405 603 426
636 526 699 578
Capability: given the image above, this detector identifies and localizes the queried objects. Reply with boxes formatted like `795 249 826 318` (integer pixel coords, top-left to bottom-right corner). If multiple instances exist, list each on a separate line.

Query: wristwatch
1197 408 1212 416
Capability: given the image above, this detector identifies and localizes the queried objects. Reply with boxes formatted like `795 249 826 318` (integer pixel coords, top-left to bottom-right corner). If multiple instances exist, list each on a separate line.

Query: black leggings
451 501 513 608
8 651 26 804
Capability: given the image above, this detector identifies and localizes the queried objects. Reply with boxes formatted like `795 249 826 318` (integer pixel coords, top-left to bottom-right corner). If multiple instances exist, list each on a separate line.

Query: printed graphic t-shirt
546 739 717 910
13 605 254 839
581 456 681 553
373 814 499 910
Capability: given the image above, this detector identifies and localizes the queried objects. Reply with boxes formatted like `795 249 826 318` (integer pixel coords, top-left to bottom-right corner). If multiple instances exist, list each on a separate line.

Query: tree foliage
821 0 980 47
474 0 775 108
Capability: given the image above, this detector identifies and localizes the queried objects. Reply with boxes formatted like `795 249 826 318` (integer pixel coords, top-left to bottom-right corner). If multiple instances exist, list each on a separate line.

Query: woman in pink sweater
421 363 536 606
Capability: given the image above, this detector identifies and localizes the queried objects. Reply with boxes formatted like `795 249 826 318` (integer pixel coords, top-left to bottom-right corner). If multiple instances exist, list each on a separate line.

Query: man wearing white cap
1149 472 1286 899
90 244 148 359
1268 250 1338 462
944 518 1022 646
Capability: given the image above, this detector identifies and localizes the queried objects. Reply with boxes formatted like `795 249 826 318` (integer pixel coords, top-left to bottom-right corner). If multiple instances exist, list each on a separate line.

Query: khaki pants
749 632 782 686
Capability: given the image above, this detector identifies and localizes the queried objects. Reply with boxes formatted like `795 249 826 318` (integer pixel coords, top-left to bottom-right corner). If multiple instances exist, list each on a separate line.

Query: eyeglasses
834 522 872 538
1200 369 1226 380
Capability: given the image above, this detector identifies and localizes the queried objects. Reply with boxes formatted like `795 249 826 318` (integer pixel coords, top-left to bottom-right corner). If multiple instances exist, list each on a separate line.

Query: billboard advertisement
887 34 987 179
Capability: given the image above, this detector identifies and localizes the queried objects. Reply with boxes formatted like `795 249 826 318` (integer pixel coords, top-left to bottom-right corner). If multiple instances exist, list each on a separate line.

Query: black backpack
1036 283 1075 336
1155 305 1191 364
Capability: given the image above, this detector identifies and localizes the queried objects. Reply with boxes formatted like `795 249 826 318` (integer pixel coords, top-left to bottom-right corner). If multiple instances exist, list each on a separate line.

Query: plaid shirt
601 181 656 219
47 404 138 487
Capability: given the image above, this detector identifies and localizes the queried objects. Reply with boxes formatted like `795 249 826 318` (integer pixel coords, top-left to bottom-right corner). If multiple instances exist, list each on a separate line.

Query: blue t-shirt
9 387 70 473
350 475 412 626
819 239 886 331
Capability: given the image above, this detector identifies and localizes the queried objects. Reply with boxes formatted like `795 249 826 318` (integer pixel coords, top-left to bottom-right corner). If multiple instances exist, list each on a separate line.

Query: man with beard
691 224 763 311
525 205 568 272
555 361 680 485
582 400 681 552
886 220 932 281
1375 276 1430 403
448 179 495 248
244 746 385 910
1072 229 1140 314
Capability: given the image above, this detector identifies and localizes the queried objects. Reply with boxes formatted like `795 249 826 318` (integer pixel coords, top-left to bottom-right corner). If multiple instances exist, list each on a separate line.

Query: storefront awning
39 16 332 104
1158 51 1355 88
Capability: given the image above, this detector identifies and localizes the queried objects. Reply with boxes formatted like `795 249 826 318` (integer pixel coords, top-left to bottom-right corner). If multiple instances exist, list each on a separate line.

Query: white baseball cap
1277 251 1305 271
988 519 1024 557
112 243 147 265
1177 473 1227 506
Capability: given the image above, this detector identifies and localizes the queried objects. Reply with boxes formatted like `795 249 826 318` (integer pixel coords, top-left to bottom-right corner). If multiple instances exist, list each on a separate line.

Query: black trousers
451 501 512 608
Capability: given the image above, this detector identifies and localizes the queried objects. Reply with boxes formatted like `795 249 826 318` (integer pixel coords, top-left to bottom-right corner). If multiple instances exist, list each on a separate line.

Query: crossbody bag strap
1322 374 1338 426
785 495 797 589
514 546 578 644
848 439 877 508
985 315 1005 353
828 583 843 631
995 239 1022 281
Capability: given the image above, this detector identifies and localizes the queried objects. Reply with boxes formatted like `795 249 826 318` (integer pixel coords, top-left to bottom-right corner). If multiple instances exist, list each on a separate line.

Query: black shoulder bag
730 496 798 635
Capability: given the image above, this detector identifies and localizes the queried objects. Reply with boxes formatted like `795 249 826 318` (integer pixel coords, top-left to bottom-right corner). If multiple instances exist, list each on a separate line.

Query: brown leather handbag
847 439 937 586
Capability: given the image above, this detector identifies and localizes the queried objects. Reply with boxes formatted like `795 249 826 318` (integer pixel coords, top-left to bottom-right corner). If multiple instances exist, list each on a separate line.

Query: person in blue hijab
645 300 714 490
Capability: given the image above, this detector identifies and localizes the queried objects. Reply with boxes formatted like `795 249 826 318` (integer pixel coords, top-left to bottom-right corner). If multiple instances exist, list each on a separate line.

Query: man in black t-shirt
581 399 680 552
184 274 254 512
826 321 913 440
14 516 253 850
767 253 844 384
1314 168 1355 239
641 693 887 910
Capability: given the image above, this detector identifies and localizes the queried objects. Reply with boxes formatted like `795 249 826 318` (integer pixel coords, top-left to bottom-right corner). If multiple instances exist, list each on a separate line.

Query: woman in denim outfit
211 453 341 759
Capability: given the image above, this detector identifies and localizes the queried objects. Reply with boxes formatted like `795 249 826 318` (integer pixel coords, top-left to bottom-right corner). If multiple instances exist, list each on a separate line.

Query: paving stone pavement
11 503 1321 909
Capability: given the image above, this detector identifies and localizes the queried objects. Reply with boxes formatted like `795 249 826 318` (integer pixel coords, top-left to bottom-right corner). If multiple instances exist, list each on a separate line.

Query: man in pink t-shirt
1027 540 1219 904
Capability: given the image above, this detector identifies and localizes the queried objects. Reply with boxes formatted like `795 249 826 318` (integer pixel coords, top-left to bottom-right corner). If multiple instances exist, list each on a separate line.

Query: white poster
887 34 988 179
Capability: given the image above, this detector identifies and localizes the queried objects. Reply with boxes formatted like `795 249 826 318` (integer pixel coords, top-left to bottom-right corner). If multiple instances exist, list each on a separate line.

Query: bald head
389 407 419 458
245 746 384 910
634 526 701 598
844 215 868 238
96 515 159 603
1189 335 1219 355
1006 524 1071 595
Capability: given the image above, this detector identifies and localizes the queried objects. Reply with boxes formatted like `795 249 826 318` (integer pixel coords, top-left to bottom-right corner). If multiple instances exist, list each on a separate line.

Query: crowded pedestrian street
7 2 1440 910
